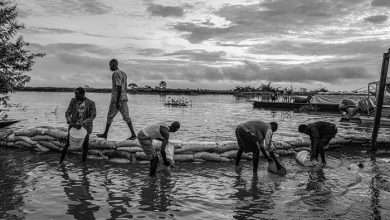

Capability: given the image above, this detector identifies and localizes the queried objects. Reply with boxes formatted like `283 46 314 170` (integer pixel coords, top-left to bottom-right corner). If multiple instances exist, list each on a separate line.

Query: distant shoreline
15 87 235 95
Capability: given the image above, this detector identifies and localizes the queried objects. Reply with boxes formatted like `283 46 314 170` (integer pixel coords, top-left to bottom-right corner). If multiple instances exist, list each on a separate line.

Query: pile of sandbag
1 126 389 164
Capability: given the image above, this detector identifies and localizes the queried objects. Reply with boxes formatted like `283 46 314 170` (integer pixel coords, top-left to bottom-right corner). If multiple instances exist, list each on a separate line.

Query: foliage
0 1 44 106
159 80 167 89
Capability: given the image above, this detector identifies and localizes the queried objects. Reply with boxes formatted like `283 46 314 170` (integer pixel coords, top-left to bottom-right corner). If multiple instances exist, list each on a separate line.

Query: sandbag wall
0 126 389 164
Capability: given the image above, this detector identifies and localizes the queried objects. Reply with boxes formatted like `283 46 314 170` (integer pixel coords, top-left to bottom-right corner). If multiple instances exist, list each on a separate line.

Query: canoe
0 120 20 128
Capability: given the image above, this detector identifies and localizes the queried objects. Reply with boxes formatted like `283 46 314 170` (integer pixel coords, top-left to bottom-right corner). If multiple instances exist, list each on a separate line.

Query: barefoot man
98 59 137 140
298 121 338 166
235 120 285 176
137 121 180 177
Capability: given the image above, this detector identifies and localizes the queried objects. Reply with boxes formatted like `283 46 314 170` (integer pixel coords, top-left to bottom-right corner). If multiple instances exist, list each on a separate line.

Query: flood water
1 92 390 219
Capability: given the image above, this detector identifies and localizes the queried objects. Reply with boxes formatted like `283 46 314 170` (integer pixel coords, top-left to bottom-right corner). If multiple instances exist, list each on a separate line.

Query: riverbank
16 87 235 95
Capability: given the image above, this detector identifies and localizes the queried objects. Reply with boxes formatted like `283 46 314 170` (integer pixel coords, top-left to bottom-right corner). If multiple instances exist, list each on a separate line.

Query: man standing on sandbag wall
298 121 337 166
137 121 180 177
235 120 285 176
61 87 96 163
97 58 137 140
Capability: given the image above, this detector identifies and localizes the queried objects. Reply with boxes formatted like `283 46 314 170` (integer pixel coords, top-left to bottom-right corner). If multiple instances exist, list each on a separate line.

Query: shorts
137 130 156 160
107 101 131 124
235 126 259 153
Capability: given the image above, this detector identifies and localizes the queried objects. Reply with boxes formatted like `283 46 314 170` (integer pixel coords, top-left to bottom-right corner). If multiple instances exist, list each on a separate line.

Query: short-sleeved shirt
111 69 128 102
237 120 274 151
141 122 170 140
307 121 337 140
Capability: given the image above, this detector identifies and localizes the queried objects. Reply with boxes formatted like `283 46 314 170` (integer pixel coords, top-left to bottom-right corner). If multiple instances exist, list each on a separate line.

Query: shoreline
15 87 235 95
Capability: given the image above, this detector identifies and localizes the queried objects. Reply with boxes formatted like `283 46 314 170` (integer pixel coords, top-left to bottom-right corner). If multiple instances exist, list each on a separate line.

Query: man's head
298 124 308 134
270 122 278 132
169 121 180 132
109 58 119 71
75 87 86 101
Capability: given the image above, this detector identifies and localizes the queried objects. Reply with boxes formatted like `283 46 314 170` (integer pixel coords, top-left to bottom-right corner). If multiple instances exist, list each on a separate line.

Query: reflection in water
139 176 175 212
232 175 276 220
60 164 99 220
0 155 25 219
370 162 381 220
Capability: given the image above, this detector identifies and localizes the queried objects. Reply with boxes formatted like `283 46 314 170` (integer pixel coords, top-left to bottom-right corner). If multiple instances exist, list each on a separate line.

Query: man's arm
160 127 170 166
65 99 74 126
82 101 96 127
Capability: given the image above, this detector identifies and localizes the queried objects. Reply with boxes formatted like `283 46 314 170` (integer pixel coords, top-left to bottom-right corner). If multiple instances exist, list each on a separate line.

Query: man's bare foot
127 135 137 140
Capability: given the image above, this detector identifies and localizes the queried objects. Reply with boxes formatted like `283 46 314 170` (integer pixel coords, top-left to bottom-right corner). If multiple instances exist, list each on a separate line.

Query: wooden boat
0 120 20 128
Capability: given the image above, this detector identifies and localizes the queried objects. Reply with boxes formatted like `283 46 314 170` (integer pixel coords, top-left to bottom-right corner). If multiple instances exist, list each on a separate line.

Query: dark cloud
173 0 367 43
248 39 389 57
34 0 111 15
364 15 388 23
173 22 232 43
28 43 113 56
23 27 76 34
164 49 226 61
372 0 390 7
147 4 184 17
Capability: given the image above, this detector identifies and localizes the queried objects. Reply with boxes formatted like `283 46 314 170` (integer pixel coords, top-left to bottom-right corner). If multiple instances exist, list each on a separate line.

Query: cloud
164 49 226 61
364 15 388 23
173 0 368 43
147 4 184 17
28 43 113 57
371 0 390 7
137 48 165 56
31 0 111 15
173 22 232 43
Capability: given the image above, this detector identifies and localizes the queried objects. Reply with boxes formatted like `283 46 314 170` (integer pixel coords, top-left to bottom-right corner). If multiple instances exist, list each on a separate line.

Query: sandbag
88 149 105 156
39 141 62 151
217 141 238 153
135 152 148 160
115 139 140 148
174 154 194 162
221 150 238 158
116 146 143 153
6 133 15 142
14 136 37 145
175 141 218 154
34 144 50 152
89 139 116 149
15 141 34 149
194 152 230 162
46 129 67 139
15 128 48 137
87 155 107 160
31 135 56 142
6 142 15 147
109 158 131 164
103 150 132 159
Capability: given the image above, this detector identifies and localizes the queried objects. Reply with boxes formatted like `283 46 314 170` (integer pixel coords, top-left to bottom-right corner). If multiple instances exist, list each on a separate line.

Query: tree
0 1 44 106
128 82 138 89
159 80 167 89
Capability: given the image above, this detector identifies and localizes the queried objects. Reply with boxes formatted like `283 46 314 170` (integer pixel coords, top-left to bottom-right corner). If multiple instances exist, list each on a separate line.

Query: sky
13 0 390 90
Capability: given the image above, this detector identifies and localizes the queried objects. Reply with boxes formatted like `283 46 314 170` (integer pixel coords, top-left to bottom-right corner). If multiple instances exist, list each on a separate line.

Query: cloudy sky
15 0 390 90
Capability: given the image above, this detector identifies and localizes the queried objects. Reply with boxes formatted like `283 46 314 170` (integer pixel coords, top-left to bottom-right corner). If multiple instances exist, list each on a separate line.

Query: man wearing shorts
137 121 180 177
235 120 283 175
97 59 137 140
298 121 338 166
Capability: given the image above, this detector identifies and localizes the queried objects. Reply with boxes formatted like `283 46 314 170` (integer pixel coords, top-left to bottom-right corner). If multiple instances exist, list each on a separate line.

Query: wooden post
371 48 390 158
